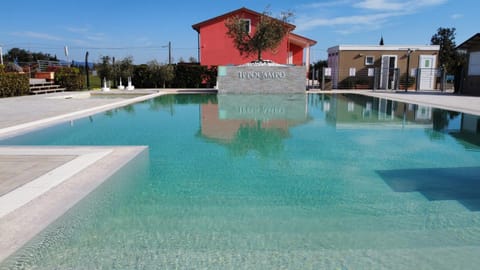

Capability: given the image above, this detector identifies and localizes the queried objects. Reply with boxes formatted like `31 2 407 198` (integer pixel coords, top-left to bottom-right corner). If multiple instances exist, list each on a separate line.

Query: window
240 19 251 33
468 51 480 75
365 56 374 65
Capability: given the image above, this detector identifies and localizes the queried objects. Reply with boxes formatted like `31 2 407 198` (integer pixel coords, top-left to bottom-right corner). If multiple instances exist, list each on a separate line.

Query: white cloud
354 0 448 11
299 0 353 9
354 0 404 11
295 0 447 33
70 39 91 47
296 12 395 31
65 26 89 33
86 33 106 41
450 13 463 19
11 31 63 41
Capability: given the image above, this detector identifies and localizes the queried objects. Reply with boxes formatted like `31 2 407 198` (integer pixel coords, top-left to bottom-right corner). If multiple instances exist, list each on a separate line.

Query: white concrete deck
0 146 148 262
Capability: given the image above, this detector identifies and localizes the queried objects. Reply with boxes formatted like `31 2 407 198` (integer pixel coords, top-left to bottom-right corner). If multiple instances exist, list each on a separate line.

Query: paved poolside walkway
0 88 479 262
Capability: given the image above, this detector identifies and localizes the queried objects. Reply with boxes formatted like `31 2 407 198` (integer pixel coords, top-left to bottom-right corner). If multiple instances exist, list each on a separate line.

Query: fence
1 60 69 78
37 60 68 72
315 67 454 91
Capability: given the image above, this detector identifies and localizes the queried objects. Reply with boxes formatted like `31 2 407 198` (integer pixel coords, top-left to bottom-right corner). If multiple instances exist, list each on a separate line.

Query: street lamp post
85 51 90 90
405 48 412 92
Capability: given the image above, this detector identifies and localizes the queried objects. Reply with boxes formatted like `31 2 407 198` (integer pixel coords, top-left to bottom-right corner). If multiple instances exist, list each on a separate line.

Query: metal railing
37 60 68 72
319 66 453 91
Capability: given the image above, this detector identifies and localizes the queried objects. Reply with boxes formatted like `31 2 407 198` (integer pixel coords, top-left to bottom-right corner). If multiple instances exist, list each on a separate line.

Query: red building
192 7 316 68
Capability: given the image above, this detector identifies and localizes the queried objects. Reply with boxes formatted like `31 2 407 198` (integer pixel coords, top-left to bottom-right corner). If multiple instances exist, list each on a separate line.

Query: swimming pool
1 93 480 269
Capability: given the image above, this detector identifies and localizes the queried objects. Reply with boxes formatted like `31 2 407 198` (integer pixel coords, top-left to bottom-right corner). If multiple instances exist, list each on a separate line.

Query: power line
3 43 197 51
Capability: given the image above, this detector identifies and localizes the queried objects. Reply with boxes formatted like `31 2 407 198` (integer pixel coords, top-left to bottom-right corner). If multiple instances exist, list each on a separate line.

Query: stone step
31 87 66 95
29 84 62 90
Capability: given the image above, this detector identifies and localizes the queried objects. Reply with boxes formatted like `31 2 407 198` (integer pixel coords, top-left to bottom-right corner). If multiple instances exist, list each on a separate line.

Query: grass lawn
88 75 102 89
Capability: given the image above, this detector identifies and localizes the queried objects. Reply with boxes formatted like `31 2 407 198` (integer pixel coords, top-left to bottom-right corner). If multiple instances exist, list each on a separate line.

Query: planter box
399 84 416 90
35 72 54 80
355 84 370 89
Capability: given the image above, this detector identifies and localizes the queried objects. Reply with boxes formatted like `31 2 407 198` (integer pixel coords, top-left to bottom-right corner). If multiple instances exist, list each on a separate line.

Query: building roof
192 7 316 48
289 32 317 46
192 7 296 33
456 33 480 50
327 45 440 53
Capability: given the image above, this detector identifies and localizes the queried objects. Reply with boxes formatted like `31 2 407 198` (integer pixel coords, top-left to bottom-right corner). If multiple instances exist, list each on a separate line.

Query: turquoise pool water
2 93 480 269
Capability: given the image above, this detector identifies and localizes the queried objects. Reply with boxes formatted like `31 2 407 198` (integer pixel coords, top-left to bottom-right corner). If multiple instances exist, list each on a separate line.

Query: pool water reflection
1 93 480 269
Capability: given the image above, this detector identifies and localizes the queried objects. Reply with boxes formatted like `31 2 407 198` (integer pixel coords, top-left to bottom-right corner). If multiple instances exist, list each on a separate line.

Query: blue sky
0 0 476 64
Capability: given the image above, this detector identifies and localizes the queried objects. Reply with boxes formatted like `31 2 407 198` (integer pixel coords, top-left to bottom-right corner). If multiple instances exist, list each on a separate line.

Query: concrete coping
0 146 148 262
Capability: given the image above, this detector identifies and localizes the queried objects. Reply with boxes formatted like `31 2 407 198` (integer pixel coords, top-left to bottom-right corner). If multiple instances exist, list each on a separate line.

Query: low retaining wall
216 65 306 94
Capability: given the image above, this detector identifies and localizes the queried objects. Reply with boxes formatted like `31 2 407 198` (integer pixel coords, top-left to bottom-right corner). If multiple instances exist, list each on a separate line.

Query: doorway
380 55 397 89
418 55 436 90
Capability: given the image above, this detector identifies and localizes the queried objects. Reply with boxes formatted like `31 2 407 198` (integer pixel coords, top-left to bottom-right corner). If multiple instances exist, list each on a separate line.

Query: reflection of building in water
449 113 480 150
199 94 310 144
322 94 432 129
201 103 291 143
460 114 480 133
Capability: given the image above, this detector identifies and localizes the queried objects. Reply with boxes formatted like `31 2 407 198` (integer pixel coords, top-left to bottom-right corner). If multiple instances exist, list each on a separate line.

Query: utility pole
168 41 172 65
162 42 173 64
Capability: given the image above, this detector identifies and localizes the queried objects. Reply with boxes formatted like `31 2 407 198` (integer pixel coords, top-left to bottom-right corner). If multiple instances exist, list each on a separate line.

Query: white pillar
305 45 311 76
0 46 3 65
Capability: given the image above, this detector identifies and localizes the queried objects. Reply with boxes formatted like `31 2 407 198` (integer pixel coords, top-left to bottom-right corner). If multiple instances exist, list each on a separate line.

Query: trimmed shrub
133 63 216 89
172 63 217 88
0 65 30 97
173 63 205 88
53 67 85 90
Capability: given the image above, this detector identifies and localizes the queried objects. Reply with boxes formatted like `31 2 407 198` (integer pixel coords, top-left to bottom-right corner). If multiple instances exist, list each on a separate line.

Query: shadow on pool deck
377 166 480 211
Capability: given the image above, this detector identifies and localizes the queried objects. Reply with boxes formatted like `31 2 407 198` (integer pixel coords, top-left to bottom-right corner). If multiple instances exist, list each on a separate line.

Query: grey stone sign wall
216 65 306 94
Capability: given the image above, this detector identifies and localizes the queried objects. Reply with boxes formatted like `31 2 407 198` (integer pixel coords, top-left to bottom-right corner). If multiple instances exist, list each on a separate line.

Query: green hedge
0 65 30 97
132 63 217 88
53 67 85 90
172 64 217 88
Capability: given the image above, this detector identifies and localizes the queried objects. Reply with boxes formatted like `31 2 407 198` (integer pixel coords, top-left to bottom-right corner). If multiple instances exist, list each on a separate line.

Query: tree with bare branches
225 10 293 62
